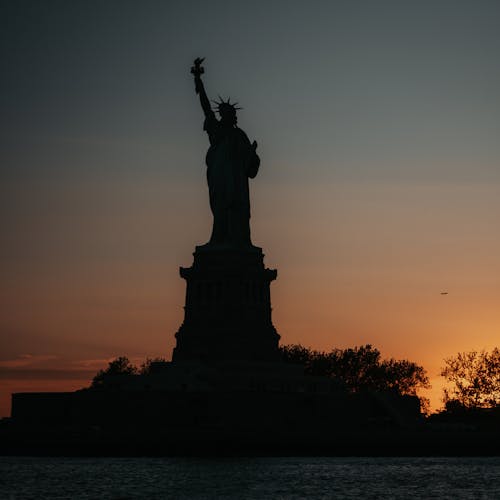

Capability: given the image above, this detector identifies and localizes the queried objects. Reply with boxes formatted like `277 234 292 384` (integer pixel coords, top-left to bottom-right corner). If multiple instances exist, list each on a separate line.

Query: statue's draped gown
203 111 260 247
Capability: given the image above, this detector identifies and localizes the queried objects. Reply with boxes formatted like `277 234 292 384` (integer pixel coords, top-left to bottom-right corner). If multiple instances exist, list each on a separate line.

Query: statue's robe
203 112 260 246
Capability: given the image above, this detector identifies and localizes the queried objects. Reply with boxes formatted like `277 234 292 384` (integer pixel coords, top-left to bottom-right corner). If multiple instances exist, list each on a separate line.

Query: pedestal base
172 246 280 363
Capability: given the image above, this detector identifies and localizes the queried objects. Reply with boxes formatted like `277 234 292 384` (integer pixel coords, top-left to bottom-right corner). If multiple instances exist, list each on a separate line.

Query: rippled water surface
1 456 500 499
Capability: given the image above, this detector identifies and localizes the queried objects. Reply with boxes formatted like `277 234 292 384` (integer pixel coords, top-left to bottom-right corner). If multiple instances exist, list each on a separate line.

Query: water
1 456 499 499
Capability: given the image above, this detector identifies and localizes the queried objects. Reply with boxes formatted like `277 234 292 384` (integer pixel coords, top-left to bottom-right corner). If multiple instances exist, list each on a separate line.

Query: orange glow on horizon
1 180 499 417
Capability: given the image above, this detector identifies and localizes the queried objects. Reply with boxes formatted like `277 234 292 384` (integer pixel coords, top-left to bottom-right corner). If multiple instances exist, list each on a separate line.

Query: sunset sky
1 0 499 416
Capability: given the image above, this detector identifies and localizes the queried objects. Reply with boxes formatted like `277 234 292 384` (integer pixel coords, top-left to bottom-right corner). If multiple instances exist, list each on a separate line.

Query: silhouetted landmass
4 347 499 456
429 403 500 431
5 346 498 456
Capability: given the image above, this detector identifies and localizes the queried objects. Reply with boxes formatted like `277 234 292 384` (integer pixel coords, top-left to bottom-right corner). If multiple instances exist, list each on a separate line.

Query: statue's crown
212 96 242 115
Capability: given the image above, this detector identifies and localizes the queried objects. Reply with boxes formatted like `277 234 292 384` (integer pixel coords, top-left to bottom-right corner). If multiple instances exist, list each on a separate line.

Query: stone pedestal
172 245 281 362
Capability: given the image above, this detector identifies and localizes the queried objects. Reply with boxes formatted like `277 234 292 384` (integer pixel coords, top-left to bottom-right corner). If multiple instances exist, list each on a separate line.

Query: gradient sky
1 0 499 416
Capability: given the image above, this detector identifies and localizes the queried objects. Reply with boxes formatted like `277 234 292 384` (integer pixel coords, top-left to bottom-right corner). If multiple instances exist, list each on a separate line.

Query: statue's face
219 107 237 126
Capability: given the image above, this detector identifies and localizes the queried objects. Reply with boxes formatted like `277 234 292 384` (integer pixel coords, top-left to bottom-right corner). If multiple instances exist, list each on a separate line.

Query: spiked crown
212 96 242 116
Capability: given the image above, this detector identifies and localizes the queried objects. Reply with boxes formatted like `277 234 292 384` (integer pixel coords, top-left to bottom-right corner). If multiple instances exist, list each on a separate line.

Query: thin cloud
0 368 96 381
0 355 148 382
0 354 58 368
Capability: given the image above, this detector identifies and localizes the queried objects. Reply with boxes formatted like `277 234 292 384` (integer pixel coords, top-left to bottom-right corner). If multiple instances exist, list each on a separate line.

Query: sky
1 0 499 416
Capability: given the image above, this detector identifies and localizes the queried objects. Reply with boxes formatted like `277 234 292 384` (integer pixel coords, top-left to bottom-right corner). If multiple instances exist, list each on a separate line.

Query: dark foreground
1 422 500 456
6 389 500 456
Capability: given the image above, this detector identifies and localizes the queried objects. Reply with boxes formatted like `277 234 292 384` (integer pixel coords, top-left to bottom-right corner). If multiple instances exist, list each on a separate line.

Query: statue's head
213 97 241 126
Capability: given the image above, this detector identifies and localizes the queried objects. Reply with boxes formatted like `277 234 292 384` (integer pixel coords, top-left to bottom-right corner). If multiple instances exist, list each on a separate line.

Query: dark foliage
139 357 168 375
280 344 430 397
441 348 500 409
91 356 137 388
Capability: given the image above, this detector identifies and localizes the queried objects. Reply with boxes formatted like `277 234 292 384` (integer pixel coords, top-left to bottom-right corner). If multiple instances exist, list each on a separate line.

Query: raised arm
191 58 213 118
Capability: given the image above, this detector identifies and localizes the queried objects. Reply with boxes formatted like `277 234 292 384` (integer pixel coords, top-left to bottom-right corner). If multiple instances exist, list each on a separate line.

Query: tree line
280 344 429 396
91 345 500 414
91 356 166 388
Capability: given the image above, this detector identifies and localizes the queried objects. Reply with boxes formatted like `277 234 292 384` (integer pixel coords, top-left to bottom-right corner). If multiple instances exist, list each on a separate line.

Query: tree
139 357 168 375
280 344 333 376
326 345 384 392
280 344 430 397
91 356 137 388
441 348 500 410
380 358 430 396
